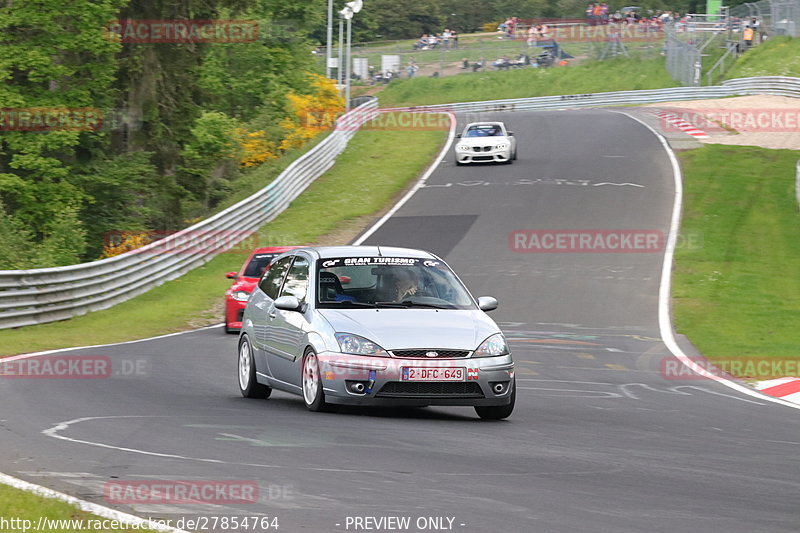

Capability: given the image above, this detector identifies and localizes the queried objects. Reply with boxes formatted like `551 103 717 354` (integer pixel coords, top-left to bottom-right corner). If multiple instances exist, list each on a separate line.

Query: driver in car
391 268 421 301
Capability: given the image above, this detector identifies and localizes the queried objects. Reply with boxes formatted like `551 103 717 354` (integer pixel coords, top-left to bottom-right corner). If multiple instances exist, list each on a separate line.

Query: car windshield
316 257 476 310
242 253 276 278
465 125 503 137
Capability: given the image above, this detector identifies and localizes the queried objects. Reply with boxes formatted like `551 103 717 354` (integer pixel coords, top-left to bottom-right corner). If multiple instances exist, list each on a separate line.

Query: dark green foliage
0 0 328 268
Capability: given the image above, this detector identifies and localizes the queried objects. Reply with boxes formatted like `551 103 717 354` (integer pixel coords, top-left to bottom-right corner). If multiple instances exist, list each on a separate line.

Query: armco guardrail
389 76 800 114
2 77 799 331
0 98 379 330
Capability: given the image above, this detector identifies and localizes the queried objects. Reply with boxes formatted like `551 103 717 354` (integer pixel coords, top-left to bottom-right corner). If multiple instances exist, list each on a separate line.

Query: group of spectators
413 29 459 50
460 49 561 72
586 5 675 26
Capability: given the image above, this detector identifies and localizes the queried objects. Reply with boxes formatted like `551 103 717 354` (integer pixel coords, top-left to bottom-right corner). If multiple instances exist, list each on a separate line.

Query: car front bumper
316 352 515 406
225 297 247 330
455 148 511 163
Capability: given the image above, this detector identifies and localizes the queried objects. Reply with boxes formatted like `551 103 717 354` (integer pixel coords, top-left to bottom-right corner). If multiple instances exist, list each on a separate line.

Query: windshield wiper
374 301 408 308
375 301 454 309
400 301 455 309
323 300 376 308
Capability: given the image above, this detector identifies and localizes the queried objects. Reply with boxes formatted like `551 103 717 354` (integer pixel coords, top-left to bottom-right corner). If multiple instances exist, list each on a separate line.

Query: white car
454 122 517 165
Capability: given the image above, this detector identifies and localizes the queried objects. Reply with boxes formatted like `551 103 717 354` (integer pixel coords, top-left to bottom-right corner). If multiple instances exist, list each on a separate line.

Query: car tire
302 348 335 412
512 148 518 160
238 335 272 399
474 378 515 420
455 160 464 166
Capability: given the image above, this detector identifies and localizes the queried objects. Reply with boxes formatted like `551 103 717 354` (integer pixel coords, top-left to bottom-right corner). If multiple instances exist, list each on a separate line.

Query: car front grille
472 146 492 152
390 349 470 358
376 381 484 398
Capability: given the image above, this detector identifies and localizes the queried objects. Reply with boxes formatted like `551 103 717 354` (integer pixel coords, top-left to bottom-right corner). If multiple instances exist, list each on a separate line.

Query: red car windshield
242 253 276 278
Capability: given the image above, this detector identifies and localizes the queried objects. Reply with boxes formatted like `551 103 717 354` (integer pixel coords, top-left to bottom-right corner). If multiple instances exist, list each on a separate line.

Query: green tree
0 0 124 256
34 206 88 268
0 201 36 269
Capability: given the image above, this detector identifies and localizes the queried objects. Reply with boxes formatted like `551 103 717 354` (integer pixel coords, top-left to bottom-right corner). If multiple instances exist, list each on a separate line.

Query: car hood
318 309 500 351
457 137 511 147
229 277 258 293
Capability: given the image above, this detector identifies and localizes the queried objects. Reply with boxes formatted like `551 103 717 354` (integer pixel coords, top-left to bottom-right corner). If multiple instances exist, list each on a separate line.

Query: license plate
402 367 465 382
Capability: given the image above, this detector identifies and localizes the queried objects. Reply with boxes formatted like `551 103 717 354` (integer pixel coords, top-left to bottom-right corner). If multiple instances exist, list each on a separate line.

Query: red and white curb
651 110 710 139
754 377 800 405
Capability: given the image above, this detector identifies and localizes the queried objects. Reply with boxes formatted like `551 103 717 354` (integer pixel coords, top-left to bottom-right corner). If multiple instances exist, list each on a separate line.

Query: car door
251 255 293 373
265 255 311 386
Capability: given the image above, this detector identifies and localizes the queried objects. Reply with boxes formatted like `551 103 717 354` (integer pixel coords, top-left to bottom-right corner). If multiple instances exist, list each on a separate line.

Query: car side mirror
226 271 238 279
274 295 303 312
455 133 461 138
507 131 514 136
477 296 498 312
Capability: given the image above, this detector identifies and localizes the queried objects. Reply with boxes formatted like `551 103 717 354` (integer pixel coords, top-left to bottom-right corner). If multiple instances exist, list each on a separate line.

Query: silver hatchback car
237 246 515 419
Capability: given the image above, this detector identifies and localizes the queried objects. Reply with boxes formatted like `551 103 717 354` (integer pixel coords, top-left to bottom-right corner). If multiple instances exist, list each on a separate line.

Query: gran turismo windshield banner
320 257 444 268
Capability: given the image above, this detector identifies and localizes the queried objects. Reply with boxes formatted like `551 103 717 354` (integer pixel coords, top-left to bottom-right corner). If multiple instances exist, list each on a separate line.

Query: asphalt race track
2 110 799 533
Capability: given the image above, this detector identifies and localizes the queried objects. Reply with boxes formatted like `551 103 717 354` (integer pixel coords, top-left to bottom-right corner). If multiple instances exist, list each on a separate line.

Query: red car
224 246 302 333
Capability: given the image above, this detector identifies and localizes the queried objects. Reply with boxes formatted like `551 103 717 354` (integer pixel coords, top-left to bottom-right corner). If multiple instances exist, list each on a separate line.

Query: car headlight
495 143 509 150
230 290 250 302
334 333 388 357
473 333 509 357
457 144 471 151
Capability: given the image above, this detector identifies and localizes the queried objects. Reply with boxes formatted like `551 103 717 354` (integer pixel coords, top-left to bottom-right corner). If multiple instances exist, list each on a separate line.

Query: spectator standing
442 28 452 49
452 31 459 48
743 25 754 48
406 59 419 78
527 25 537 46
593 3 604 25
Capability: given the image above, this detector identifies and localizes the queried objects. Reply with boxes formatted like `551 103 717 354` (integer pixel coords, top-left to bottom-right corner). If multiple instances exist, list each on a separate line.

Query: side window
259 256 292 300
280 256 310 303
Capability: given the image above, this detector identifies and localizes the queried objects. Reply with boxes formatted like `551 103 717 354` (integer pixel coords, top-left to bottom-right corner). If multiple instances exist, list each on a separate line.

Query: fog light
490 381 509 394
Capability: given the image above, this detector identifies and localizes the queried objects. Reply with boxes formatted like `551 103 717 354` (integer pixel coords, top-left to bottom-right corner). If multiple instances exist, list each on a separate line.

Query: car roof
289 245 437 260
464 122 505 128
249 246 303 256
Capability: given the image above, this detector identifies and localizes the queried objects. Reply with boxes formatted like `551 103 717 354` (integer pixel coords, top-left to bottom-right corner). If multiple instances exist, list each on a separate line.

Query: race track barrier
0 98 378 330
2 76 799 330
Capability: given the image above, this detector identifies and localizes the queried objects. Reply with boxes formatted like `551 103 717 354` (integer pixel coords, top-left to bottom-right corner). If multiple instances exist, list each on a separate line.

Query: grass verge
0 119 447 356
726 36 800 79
376 56 676 108
0 484 159 532
673 145 800 379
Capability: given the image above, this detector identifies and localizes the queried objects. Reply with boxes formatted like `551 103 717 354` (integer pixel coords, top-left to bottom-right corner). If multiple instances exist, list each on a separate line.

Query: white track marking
1 325 221 530
612 110 800 411
2 323 223 362
353 112 456 245
0 472 189 533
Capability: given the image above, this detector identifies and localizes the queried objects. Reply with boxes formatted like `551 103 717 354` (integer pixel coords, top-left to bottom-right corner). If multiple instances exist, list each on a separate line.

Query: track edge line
609 109 800 411
0 472 190 533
